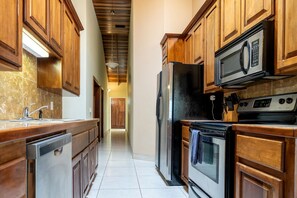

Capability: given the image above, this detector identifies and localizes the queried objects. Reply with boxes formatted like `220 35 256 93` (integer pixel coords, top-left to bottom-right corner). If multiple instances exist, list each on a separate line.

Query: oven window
220 50 241 78
193 136 220 183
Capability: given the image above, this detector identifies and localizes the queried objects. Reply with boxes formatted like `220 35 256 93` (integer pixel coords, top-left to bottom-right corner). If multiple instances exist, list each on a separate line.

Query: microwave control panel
251 39 259 67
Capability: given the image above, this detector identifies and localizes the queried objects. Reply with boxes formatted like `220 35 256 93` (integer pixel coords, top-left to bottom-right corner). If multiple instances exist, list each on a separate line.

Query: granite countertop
0 119 99 142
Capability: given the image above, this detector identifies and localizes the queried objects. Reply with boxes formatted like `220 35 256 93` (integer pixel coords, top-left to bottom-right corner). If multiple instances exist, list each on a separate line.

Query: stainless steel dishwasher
27 133 72 198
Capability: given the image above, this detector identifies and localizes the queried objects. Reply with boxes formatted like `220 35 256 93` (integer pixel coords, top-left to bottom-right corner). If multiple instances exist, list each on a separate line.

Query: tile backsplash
0 50 62 120
224 75 297 121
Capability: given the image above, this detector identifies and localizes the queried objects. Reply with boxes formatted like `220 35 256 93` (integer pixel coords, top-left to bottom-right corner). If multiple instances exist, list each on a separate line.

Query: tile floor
87 130 188 198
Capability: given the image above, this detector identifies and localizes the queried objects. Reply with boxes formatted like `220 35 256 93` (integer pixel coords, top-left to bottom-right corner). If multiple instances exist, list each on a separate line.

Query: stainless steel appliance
189 92 297 198
27 133 72 198
155 62 224 185
215 21 288 88
189 122 234 198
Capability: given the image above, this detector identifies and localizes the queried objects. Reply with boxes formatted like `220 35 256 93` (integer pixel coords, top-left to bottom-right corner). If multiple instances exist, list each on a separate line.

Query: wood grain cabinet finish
72 154 83 198
184 34 194 64
276 0 297 74
204 1 220 93
50 0 64 55
193 19 204 64
235 162 283 198
82 147 89 196
0 0 23 70
24 0 50 42
161 35 185 65
63 4 80 95
221 0 241 47
0 140 26 198
241 0 274 33
181 125 190 185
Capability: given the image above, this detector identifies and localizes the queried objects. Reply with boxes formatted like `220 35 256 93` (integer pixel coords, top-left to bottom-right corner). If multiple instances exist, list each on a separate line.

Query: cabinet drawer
72 131 89 157
182 126 190 141
89 128 95 143
94 127 99 139
236 135 284 171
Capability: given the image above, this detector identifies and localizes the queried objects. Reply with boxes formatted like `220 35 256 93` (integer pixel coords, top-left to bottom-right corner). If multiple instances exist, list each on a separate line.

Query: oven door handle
189 180 211 198
240 40 251 74
199 132 225 139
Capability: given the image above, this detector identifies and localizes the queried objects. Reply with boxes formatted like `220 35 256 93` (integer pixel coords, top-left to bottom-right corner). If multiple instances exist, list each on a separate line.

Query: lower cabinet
0 140 26 198
72 126 99 198
181 125 190 185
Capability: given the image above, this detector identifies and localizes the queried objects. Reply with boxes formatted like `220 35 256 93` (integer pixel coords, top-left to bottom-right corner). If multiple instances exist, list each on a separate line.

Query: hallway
87 130 188 198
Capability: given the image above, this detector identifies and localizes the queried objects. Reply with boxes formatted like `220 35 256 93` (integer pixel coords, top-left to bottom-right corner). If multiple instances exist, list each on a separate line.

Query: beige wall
107 83 128 130
192 0 206 16
0 50 62 120
129 0 192 160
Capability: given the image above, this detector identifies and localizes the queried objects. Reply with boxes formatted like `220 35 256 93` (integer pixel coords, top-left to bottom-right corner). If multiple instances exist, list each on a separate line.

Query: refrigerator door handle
159 96 163 120
156 96 160 118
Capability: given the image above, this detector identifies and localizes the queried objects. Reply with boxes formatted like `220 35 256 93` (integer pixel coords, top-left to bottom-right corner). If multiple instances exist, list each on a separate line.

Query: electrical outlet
210 95 216 101
50 101 54 110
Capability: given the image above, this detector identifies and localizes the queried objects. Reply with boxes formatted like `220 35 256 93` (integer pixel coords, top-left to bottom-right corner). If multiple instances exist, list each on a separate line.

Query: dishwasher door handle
54 147 63 156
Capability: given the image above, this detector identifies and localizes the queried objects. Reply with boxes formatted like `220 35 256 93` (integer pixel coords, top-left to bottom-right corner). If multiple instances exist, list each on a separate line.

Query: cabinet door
181 140 189 184
185 34 193 64
276 0 297 74
193 19 204 64
204 1 220 93
241 0 274 33
221 0 241 46
82 148 89 195
235 162 283 198
63 6 74 92
24 0 49 42
50 0 63 55
72 154 82 198
0 0 22 70
73 26 80 95
89 141 95 179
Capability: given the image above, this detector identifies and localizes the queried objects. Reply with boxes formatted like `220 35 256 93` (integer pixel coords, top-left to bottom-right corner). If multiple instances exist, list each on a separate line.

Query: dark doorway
93 77 104 141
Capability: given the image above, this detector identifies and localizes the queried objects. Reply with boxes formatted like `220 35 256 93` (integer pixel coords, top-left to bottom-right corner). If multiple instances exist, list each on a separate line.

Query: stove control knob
243 102 248 107
279 98 285 104
286 97 293 104
239 102 244 107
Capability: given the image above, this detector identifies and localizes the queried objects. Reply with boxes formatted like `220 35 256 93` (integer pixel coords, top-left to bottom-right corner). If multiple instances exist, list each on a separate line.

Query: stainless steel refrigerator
155 62 223 185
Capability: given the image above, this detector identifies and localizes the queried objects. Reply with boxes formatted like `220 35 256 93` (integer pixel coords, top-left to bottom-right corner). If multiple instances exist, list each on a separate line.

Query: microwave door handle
240 41 251 74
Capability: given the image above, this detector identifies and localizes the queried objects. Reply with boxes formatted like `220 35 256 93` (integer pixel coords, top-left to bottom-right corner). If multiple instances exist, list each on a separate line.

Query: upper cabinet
204 1 220 93
50 0 64 55
193 19 204 64
241 0 274 33
275 0 297 74
24 0 50 42
221 0 274 47
0 0 23 70
221 0 241 47
184 34 194 64
160 34 185 66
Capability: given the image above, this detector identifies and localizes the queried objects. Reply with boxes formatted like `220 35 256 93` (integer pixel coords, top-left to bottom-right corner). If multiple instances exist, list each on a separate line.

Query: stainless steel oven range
189 122 234 198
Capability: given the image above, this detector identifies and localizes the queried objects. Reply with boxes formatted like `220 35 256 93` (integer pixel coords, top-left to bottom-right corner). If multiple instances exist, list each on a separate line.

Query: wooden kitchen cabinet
0 0 23 70
221 0 240 47
73 154 83 198
49 0 64 55
82 147 89 196
160 34 185 66
63 3 80 95
181 125 190 185
275 0 297 74
193 19 204 64
204 1 220 93
234 127 297 198
0 140 26 198
184 34 194 64
241 0 274 33
24 0 50 42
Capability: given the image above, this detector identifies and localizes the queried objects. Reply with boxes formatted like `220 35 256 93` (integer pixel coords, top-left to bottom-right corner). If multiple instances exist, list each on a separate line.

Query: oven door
189 180 211 198
189 130 225 198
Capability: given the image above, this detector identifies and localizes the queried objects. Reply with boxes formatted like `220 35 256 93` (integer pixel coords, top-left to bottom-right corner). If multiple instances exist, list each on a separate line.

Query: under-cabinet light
22 29 49 58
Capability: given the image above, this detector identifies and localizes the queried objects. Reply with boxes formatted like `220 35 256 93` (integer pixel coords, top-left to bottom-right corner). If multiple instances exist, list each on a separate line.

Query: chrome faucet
22 105 49 120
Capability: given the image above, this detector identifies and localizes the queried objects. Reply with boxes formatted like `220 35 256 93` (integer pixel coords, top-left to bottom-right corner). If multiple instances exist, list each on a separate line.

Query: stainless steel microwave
215 21 287 88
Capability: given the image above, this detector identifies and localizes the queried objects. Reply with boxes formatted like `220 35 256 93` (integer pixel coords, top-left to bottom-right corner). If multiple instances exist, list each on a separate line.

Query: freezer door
155 72 162 169
159 63 173 181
